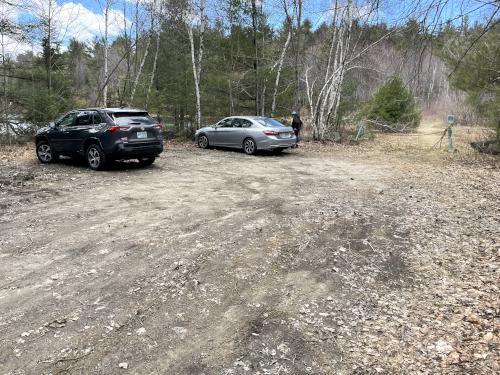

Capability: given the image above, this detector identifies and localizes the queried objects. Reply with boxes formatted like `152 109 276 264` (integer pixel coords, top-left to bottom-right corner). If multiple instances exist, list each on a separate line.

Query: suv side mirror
49 122 56 129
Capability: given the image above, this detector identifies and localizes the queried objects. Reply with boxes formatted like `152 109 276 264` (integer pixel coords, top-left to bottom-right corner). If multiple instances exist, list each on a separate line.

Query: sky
1 0 497 57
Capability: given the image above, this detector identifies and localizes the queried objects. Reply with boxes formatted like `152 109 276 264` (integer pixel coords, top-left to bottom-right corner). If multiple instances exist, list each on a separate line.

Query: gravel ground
0 134 498 375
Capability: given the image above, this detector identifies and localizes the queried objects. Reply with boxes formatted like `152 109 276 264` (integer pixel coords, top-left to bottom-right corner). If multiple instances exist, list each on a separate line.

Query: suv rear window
108 112 155 126
255 118 285 127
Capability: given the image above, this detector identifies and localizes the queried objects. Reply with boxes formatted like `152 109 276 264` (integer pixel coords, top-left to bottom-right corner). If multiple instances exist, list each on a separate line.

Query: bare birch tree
99 0 114 106
185 0 206 129
130 3 154 104
146 0 162 107
0 0 23 142
304 0 353 140
270 0 295 117
303 0 390 140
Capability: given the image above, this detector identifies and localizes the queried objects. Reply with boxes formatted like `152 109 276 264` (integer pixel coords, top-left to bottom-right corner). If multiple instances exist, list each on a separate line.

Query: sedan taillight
263 130 279 136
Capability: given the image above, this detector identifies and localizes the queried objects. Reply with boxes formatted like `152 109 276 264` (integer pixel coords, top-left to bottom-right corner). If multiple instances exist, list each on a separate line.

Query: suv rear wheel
86 144 106 170
36 141 58 163
138 156 156 167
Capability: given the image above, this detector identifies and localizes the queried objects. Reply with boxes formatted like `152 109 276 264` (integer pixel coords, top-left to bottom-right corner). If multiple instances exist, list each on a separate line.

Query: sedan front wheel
198 134 209 149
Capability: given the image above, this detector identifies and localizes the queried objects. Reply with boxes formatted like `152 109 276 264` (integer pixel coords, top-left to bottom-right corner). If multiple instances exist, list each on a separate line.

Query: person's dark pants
294 129 300 143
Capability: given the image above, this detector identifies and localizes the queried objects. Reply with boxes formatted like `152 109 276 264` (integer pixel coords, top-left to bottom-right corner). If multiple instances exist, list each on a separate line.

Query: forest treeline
1 0 498 141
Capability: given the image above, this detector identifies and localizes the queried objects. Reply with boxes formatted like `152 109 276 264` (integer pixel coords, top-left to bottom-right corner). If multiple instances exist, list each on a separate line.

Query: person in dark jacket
291 111 302 143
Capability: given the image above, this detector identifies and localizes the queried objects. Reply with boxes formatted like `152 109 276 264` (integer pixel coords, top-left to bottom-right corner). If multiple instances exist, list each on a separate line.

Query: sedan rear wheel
243 138 256 155
198 134 209 149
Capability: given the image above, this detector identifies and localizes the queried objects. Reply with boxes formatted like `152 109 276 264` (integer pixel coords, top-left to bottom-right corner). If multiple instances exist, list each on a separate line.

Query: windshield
255 117 285 127
109 112 155 126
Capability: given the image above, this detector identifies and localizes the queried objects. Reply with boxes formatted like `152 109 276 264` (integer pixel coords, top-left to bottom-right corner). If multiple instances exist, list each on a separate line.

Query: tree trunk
130 1 154 105
146 4 161 109
1 31 9 144
293 0 302 110
47 0 53 93
103 0 110 106
187 0 206 129
306 1 352 141
251 0 259 115
271 21 292 117
120 1 131 106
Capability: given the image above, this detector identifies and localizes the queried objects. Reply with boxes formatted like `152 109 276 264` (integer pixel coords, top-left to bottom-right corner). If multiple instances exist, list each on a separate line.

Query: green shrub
363 77 420 129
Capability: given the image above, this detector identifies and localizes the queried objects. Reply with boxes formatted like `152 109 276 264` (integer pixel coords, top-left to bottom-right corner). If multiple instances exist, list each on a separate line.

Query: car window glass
109 112 155 126
74 113 92 126
232 119 242 128
255 117 285 127
219 119 233 128
241 119 252 128
92 112 102 124
56 113 77 127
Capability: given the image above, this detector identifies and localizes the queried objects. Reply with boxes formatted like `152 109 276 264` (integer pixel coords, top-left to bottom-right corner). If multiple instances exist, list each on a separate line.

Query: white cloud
0 2 36 56
319 0 378 25
54 2 128 42
3 1 130 57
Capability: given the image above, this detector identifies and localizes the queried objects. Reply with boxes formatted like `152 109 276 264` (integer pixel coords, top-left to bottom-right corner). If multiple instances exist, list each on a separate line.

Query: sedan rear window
109 112 155 126
255 118 285 127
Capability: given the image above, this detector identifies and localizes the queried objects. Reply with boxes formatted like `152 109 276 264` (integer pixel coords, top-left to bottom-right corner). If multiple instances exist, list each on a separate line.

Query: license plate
136 131 148 139
279 132 291 138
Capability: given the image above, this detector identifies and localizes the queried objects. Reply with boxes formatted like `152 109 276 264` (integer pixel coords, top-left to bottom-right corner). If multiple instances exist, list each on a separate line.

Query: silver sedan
194 116 296 155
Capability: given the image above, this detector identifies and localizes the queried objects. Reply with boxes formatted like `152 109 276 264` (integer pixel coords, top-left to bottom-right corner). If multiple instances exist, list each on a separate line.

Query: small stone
433 339 453 355
448 351 460 364
464 313 481 325
118 362 128 369
172 326 187 337
136 327 146 336
483 332 494 342
277 343 290 354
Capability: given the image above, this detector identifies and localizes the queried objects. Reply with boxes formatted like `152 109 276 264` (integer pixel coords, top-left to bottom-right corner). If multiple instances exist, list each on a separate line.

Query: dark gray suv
35 108 164 170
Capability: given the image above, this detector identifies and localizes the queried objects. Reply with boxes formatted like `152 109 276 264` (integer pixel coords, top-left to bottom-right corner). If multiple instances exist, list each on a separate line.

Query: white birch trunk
130 10 153 105
187 0 205 129
304 0 352 140
146 29 160 108
146 1 161 108
271 24 292 117
103 0 109 106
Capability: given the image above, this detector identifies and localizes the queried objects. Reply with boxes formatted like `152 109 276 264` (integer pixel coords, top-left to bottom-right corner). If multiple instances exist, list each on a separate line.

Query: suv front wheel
36 141 58 163
86 144 106 170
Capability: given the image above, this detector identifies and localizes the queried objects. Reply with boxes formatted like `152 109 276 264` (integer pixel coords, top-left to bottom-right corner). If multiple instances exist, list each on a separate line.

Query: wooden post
355 124 364 141
447 124 453 152
446 114 455 152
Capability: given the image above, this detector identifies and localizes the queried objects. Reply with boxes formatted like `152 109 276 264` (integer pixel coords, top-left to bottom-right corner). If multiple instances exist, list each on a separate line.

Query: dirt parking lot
0 137 498 374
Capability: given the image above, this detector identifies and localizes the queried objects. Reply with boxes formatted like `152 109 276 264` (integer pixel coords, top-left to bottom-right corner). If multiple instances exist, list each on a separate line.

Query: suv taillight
263 130 279 136
107 125 129 132
153 124 162 130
